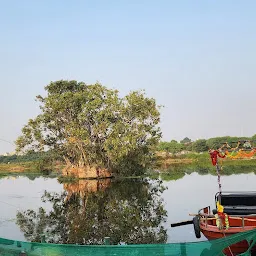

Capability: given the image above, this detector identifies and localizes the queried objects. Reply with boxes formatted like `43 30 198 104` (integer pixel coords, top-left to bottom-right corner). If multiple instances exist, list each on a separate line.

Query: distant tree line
0 152 44 164
0 151 62 164
158 135 256 154
2 135 256 164
0 151 63 173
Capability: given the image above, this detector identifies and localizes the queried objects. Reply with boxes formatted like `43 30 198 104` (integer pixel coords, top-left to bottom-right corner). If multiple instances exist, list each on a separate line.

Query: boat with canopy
172 140 256 255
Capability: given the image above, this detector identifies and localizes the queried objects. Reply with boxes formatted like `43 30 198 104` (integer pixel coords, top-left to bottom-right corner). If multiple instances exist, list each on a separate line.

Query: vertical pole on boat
215 158 222 203
210 149 225 203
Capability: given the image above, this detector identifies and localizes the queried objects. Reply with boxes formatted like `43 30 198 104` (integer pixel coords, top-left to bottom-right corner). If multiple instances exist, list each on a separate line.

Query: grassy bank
156 152 256 181
0 161 63 175
0 162 38 172
2 151 256 180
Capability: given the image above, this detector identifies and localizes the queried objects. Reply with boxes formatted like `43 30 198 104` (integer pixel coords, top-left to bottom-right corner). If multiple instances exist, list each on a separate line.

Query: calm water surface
0 172 255 244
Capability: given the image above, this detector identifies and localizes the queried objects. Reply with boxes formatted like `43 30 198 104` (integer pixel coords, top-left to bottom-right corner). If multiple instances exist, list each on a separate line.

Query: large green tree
16 81 161 176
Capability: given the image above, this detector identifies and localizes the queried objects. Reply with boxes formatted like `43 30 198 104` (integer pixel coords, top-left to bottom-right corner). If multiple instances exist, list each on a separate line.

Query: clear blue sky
0 0 256 154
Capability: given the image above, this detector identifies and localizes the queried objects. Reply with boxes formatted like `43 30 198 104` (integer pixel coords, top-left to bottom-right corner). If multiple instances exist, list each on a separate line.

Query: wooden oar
171 220 193 227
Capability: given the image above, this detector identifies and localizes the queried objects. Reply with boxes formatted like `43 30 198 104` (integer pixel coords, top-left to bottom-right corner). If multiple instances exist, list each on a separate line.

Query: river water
0 172 255 244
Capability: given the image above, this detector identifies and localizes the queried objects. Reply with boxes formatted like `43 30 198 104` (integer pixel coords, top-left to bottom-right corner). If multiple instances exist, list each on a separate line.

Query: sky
0 0 256 154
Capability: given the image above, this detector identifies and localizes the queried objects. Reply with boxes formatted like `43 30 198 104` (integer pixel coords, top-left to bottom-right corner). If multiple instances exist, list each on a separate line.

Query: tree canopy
158 136 256 155
180 137 192 144
192 139 208 153
158 141 184 154
206 136 251 150
15 80 161 176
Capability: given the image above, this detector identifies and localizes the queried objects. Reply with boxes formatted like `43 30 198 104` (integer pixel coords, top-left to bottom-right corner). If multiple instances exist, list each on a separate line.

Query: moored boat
171 141 256 255
195 191 256 255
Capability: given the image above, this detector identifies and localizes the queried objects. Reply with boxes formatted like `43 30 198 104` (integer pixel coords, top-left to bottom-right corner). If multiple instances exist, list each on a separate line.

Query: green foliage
0 151 61 165
158 157 256 181
16 80 161 176
192 139 208 153
0 152 43 164
0 151 59 175
158 141 184 154
159 135 256 155
160 164 187 180
206 136 251 150
35 156 54 174
16 179 167 245
184 142 193 151
180 137 192 144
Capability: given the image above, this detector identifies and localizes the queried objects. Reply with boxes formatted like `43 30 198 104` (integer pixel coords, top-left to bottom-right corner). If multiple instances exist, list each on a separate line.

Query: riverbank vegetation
0 151 63 175
157 135 256 155
157 152 256 181
2 134 256 178
3 78 256 179
1 150 256 181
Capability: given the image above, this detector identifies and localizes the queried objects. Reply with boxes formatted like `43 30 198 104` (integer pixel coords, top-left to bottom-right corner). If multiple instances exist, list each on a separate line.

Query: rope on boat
222 231 234 256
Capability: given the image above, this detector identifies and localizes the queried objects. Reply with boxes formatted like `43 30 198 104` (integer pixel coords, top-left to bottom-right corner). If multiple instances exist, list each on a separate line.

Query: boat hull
200 217 256 255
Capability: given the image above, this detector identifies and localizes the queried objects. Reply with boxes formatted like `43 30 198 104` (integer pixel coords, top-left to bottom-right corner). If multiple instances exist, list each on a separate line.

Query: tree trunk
62 165 112 179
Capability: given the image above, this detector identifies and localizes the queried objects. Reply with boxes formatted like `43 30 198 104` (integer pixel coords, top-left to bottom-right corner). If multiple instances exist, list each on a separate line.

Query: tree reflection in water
16 178 167 245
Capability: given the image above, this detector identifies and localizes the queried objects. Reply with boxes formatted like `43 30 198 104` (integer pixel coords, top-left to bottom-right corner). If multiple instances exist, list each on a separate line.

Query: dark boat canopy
215 191 256 215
